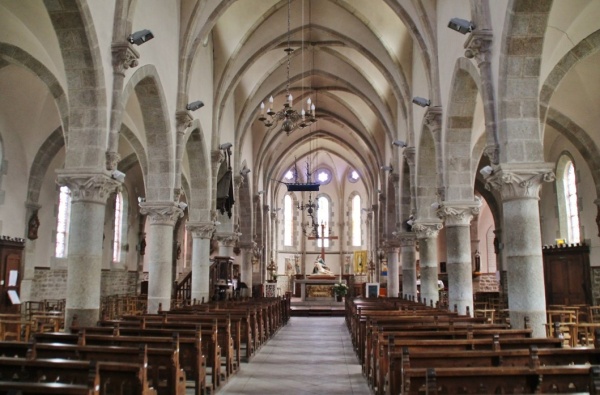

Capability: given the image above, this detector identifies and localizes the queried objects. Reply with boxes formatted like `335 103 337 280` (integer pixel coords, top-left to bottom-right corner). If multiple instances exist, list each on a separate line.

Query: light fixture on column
111 170 126 183
380 165 393 172
479 165 493 178
128 29 154 45
448 18 475 34
257 0 316 135
412 97 431 107
240 167 251 176
186 100 204 111
392 140 407 148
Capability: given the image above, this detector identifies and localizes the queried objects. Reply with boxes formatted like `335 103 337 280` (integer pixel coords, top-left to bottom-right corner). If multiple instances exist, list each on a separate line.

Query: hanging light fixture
258 0 316 135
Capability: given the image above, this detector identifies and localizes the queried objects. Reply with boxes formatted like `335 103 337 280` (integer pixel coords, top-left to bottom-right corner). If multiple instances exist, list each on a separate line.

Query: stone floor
215 316 372 395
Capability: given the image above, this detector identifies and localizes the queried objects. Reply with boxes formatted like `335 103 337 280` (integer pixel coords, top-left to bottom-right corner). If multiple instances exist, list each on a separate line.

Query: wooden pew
75 322 228 387
402 365 600 395
33 331 209 395
30 341 185 395
388 346 600 395
373 335 564 395
0 357 156 395
0 381 99 394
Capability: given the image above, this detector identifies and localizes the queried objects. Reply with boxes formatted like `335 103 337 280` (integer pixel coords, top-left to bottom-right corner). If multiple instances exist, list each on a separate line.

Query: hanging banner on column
353 250 367 274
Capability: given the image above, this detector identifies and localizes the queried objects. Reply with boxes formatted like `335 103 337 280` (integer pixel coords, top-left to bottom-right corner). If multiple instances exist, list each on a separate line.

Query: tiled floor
216 316 372 395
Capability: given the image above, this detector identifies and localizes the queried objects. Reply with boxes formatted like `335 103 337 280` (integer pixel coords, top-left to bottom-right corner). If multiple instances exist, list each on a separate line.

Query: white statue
312 257 334 275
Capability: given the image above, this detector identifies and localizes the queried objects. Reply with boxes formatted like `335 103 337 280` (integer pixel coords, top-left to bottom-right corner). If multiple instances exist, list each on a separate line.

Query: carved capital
423 107 443 132
404 147 416 167
437 200 481 227
215 232 239 247
464 30 493 66
485 163 555 201
412 222 443 239
56 170 121 204
139 201 183 226
483 144 499 165
211 149 225 165
105 151 121 171
176 110 193 132
397 233 417 248
187 221 216 239
111 42 139 74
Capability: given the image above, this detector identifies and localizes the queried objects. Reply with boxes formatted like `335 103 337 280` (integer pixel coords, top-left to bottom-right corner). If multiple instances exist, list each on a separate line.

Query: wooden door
543 244 590 306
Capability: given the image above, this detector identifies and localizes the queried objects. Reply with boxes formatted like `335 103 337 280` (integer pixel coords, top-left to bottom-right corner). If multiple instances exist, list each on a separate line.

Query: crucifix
308 222 338 261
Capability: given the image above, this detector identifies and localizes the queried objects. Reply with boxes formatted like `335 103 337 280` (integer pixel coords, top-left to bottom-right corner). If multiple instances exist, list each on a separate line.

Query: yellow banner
353 250 368 274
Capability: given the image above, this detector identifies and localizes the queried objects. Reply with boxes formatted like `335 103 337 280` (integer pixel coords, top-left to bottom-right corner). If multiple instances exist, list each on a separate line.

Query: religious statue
312 257 335 276
27 210 40 240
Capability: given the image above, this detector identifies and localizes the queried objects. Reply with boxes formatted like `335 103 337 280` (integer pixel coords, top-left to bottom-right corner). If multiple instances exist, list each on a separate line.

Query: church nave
217 317 370 395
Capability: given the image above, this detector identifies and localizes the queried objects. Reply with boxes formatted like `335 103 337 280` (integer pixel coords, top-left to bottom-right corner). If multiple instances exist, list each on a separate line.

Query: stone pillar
20 201 42 306
139 202 183 313
106 42 139 170
239 242 255 296
399 233 417 299
187 222 215 304
386 242 400 298
465 30 499 165
216 232 238 257
56 170 120 328
485 163 554 336
412 222 443 306
438 201 481 315
174 111 193 197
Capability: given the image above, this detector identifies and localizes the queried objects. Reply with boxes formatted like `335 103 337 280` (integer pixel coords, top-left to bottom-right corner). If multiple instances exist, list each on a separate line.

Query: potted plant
332 282 348 302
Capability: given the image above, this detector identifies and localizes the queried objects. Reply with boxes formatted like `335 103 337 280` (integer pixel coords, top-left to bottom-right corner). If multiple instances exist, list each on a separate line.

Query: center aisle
216 316 372 395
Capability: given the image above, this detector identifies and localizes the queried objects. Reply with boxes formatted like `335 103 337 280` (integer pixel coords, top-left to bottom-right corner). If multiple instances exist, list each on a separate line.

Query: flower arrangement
333 282 349 297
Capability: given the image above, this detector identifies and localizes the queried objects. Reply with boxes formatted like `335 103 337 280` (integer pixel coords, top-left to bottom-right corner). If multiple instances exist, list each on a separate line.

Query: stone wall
591 267 600 305
31 267 67 301
31 267 138 301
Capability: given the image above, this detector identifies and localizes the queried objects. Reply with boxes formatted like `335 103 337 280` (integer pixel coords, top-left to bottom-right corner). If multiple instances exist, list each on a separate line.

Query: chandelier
298 192 319 238
258 0 316 135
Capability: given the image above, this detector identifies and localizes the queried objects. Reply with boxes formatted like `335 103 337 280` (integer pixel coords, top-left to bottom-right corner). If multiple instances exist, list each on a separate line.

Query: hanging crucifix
308 222 338 261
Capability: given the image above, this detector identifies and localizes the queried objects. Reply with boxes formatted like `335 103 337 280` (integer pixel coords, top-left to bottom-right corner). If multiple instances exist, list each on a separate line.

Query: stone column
485 163 554 336
20 201 42 306
385 242 400 298
187 222 215 304
412 222 443 306
239 242 255 296
216 232 238 257
106 42 139 170
174 111 193 198
56 170 120 328
465 30 499 165
399 233 417 299
139 202 183 313
438 201 481 315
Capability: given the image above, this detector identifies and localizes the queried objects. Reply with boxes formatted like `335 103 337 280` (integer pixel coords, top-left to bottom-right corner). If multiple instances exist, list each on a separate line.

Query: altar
296 276 344 301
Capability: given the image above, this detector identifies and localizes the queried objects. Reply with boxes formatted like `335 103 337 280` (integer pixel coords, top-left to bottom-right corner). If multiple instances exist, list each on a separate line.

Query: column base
66 308 99 331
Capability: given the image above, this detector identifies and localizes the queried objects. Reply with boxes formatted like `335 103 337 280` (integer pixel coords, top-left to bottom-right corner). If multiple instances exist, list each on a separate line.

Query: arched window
284 195 293 246
351 195 361 246
317 196 330 248
113 192 124 262
556 155 581 244
563 161 580 243
55 186 71 258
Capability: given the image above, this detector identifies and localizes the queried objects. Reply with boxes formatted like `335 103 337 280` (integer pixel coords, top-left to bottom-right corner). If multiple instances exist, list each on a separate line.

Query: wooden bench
30 341 185 395
0 357 156 395
402 365 600 395
372 335 564 395
0 381 100 394
387 346 600 395
33 331 209 395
